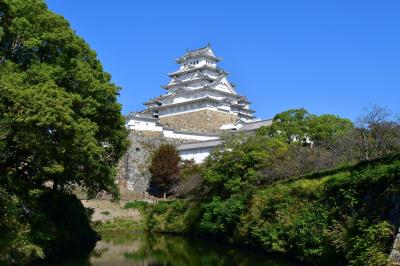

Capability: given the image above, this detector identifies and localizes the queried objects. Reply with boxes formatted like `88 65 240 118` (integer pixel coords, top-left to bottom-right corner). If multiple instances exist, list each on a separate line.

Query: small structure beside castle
120 45 271 192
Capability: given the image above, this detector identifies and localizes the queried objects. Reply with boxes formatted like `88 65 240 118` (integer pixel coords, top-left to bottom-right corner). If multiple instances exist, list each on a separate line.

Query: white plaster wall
203 69 218 78
127 120 163 131
218 104 231 112
179 148 212 163
173 94 193 104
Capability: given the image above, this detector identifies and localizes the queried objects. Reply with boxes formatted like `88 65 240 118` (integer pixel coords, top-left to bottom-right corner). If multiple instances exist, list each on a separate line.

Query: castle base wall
159 109 238 133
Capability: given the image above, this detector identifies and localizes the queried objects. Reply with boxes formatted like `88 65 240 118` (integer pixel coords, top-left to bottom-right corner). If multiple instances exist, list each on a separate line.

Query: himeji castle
144 44 255 124
125 45 271 166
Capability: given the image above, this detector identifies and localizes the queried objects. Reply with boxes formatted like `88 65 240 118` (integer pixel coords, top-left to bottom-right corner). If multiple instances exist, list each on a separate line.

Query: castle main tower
144 44 256 132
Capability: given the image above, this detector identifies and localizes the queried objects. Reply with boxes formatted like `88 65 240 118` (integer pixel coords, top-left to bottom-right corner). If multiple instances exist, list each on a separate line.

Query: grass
123 200 149 213
100 211 110 215
93 218 144 234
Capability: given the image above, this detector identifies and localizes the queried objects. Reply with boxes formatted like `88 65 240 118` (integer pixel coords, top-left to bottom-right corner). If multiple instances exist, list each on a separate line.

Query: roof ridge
186 45 210 54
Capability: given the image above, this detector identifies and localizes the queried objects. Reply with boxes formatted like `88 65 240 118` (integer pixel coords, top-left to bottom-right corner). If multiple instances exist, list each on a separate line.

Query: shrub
199 195 245 238
146 200 201 233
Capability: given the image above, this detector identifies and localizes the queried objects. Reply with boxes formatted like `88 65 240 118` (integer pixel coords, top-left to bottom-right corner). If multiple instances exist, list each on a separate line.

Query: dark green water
55 231 305 266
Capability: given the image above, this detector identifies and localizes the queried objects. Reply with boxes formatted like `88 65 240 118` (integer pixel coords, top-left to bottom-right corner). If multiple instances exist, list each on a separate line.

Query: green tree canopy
258 108 353 147
261 108 315 144
0 0 128 199
202 134 288 198
309 114 353 146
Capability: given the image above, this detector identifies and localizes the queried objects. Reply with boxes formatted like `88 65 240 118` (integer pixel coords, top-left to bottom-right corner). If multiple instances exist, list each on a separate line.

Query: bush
199 195 245 237
0 189 44 265
146 200 201 233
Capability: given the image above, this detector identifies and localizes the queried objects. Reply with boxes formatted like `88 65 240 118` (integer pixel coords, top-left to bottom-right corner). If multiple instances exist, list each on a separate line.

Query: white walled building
177 119 272 163
126 113 163 131
144 44 255 121
125 45 272 164
126 112 219 142
177 140 222 164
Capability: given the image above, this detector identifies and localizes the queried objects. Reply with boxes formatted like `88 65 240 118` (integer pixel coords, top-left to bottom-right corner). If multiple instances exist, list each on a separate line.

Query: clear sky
45 0 400 121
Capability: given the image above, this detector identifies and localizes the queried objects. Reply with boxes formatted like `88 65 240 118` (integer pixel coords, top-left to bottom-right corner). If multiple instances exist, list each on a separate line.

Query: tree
356 106 400 160
255 109 359 181
202 134 289 198
261 108 316 145
258 109 354 148
308 114 353 150
0 0 128 199
149 144 181 197
173 159 203 198
0 0 127 262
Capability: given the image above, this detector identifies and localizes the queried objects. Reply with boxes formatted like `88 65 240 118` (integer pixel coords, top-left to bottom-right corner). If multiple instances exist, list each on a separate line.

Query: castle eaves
176 46 222 63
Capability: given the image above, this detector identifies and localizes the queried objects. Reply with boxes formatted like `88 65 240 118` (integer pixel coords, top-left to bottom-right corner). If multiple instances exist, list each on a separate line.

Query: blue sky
46 1 400 121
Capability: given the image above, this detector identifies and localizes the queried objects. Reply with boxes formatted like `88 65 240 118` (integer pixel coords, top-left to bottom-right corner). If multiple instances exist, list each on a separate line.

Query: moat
54 231 304 266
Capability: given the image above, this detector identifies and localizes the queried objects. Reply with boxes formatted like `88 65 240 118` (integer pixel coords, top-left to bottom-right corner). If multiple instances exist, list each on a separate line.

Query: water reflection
58 232 304 266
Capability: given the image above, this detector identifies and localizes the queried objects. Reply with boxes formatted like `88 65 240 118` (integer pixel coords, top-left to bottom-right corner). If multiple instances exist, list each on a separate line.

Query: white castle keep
125 45 271 164
145 44 255 122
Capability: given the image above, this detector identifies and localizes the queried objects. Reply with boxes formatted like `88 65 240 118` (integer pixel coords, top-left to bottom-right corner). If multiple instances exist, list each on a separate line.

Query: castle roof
146 95 256 114
126 112 157 122
162 72 218 89
237 119 273 131
177 139 222 151
168 65 227 77
176 45 222 63
144 86 248 107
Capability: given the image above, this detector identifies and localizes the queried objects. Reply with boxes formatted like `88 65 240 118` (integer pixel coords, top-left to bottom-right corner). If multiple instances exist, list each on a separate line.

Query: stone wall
159 110 238 133
117 130 192 193
390 228 400 265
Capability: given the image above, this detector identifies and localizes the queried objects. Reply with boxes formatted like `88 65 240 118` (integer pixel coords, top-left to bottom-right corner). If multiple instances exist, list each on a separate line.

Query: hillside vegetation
147 153 400 265
146 108 400 266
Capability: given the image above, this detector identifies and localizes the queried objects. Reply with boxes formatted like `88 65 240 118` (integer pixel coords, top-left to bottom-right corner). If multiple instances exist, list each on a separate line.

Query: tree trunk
360 130 370 160
53 179 58 191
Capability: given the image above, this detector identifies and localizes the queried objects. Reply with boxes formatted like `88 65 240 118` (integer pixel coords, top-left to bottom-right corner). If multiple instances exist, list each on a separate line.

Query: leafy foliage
0 0 127 263
147 153 400 265
0 0 128 198
261 108 315 144
146 200 201 233
202 134 288 198
199 195 245 237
